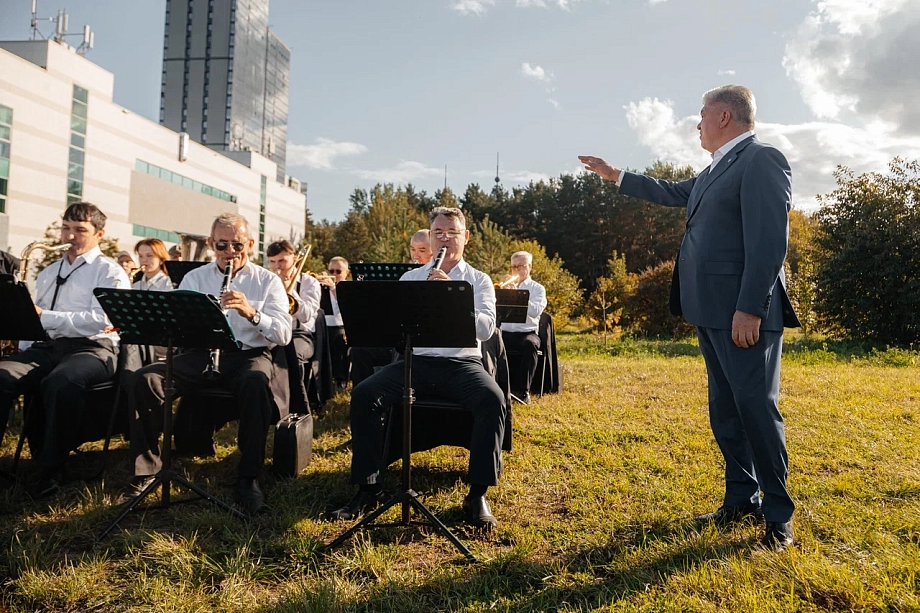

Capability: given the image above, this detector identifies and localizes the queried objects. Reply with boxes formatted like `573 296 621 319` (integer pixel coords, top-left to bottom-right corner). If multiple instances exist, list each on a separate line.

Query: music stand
92 288 246 540
0 274 46 343
164 261 208 288
495 288 530 325
351 262 421 281
328 280 478 561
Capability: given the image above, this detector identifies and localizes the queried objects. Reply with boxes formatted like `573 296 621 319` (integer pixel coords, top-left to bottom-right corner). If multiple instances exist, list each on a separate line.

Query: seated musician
267 239 321 411
332 207 506 531
132 238 173 291
0 202 130 498
167 245 181 261
117 213 291 513
319 256 350 391
115 251 136 279
349 229 434 387
499 251 547 404
0 249 20 275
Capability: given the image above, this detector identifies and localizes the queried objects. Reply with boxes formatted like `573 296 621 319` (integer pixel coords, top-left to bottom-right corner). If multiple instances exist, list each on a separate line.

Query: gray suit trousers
696 327 794 523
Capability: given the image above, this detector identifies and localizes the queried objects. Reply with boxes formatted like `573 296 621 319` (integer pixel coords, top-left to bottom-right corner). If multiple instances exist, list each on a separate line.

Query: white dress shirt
400 259 496 359
324 289 344 327
500 276 547 333
179 261 292 350
291 273 321 333
25 246 130 348
132 270 173 292
710 130 754 173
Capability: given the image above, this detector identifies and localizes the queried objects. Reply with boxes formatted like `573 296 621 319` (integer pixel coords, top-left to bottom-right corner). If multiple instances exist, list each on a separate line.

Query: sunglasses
213 240 246 252
328 268 343 274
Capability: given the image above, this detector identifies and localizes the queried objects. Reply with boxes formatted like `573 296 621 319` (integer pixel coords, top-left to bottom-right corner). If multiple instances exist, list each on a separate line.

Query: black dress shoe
695 504 764 527
462 495 498 531
762 521 794 550
114 475 158 506
238 478 267 515
329 488 383 521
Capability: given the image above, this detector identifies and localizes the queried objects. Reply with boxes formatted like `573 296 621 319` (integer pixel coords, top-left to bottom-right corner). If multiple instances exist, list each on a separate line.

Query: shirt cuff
40 310 64 331
615 170 626 186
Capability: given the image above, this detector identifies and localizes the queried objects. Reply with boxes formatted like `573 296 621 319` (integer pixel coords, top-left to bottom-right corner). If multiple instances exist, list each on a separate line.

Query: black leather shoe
695 504 764 527
462 495 498 531
114 475 157 506
238 478 267 515
330 488 383 521
762 521 794 550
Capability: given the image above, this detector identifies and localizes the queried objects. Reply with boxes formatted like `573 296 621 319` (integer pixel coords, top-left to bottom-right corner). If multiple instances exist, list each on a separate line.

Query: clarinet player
117 213 291 514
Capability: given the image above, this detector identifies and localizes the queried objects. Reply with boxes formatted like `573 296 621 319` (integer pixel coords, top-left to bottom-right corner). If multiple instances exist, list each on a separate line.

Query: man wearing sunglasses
332 207 507 531
119 213 292 514
318 256 350 392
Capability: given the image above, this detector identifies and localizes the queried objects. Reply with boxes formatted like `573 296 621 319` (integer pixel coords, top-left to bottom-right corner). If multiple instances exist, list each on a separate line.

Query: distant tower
492 152 502 199
160 0 290 183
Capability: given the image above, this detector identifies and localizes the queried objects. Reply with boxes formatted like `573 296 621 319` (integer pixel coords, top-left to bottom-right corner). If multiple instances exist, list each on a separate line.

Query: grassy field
1 332 920 612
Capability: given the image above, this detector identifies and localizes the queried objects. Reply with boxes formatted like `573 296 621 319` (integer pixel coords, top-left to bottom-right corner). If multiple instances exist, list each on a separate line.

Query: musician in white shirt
132 238 173 292
331 207 506 531
267 239 321 412
499 251 547 404
119 213 291 514
319 255 350 391
0 202 130 498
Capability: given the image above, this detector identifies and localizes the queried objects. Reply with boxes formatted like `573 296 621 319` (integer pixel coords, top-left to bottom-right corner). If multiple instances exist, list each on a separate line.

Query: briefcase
273 413 313 477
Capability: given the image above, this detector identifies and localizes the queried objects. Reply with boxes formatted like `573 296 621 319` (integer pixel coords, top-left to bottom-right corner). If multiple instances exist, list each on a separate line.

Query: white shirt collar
711 130 754 171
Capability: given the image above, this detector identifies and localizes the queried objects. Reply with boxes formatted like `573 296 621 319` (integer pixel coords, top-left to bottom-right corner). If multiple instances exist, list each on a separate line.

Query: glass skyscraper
160 0 289 183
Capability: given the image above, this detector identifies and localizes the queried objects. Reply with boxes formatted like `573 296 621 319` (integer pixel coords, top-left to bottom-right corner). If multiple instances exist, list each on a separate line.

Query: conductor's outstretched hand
578 155 622 182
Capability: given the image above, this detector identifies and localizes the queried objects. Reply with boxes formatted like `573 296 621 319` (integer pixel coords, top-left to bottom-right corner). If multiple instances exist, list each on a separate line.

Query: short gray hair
703 85 756 127
429 206 467 229
211 212 250 236
511 250 533 265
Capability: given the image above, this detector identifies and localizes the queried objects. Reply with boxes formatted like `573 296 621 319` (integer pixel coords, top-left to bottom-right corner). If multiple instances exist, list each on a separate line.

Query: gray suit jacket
619 135 800 331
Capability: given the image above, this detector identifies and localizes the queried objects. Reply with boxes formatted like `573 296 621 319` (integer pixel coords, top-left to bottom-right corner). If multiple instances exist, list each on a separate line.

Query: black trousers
289 331 315 413
327 325 349 385
129 347 274 478
503 331 540 393
350 356 506 487
0 338 117 471
349 346 396 387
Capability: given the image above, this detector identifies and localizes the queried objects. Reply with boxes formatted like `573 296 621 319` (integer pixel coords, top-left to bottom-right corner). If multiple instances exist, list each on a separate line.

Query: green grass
2 333 920 611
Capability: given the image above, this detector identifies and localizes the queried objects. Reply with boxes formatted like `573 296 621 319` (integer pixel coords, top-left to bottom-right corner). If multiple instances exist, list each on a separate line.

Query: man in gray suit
579 85 800 550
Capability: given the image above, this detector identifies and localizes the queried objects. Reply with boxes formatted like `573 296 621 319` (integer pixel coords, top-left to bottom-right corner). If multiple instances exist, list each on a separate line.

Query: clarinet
428 246 447 279
203 262 233 379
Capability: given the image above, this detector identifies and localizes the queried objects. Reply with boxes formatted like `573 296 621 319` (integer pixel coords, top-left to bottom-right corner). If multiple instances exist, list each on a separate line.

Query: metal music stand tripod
328 280 478 561
93 288 246 540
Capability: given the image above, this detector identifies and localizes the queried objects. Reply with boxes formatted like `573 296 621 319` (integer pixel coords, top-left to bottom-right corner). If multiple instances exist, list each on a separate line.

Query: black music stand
351 262 421 281
495 289 531 405
328 280 478 561
92 288 246 540
0 274 46 343
164 261 208 288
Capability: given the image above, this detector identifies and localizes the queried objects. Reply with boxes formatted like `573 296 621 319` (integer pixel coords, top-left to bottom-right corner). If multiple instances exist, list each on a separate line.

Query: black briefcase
273 413 313 477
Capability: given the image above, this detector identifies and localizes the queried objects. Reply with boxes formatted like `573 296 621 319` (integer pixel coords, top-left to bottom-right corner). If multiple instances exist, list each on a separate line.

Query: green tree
784 209 821 335
814 158 920 345
586 251 638 342
365 184 428 262
466 215 512 278
625 261 696 338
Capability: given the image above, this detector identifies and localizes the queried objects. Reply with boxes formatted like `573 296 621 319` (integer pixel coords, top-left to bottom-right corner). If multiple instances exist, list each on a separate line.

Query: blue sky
3 0 918 222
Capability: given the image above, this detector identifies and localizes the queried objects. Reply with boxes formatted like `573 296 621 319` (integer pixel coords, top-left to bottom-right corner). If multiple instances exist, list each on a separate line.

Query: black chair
12 343 142 475
505 312 562 397
383 330 513 466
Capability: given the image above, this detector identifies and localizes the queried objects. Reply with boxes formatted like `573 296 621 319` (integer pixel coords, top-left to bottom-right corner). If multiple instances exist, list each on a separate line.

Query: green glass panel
73 85 88 103
191 180 201 192
68 162 84 181
0 195 5 213
133 224 145 236
71 100 87 119
0 142 9 158
157 229 169 241
0 105 11 124
135 159 147 173
67 194 80 204
69 148 84 165
172 172 183 185
0 177 7 196
182 176 193 189
67 179 83 196
145 226 158 238
168 232 180 243
0 158 9 178
159 168 172 182
0 125 10 139
70 116 86 134
70 132 85 148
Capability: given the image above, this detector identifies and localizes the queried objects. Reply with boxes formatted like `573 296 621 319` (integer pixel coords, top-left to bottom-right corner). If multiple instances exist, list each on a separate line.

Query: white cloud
783 0 920 131
622 97 920 210
354 161 443 184
648 0 668 4
521 62 552 82
547 98 562 111
717 69 736 76
452 0 494 15
287 138 368 170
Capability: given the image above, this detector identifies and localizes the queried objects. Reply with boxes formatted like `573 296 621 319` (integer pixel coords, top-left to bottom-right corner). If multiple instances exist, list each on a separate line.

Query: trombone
495 273 521 289
277 245 312 315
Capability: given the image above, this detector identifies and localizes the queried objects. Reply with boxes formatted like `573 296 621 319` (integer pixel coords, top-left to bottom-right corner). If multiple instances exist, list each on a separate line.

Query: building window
259 175 267 260
132 223 181 244
67 85 87 204
135 159 236 203
0 104 11 213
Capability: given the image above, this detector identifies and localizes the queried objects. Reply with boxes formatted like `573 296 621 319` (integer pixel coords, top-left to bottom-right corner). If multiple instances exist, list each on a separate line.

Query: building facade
160 0 289 183
0 39 306 263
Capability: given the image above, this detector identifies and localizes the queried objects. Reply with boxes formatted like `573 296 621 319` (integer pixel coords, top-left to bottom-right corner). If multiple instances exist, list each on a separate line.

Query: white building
0 38 306 261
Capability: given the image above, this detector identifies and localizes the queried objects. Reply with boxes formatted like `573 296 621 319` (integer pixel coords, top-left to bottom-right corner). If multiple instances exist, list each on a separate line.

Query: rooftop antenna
29 1 95 56
495 152 500 186
492 152 502 199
